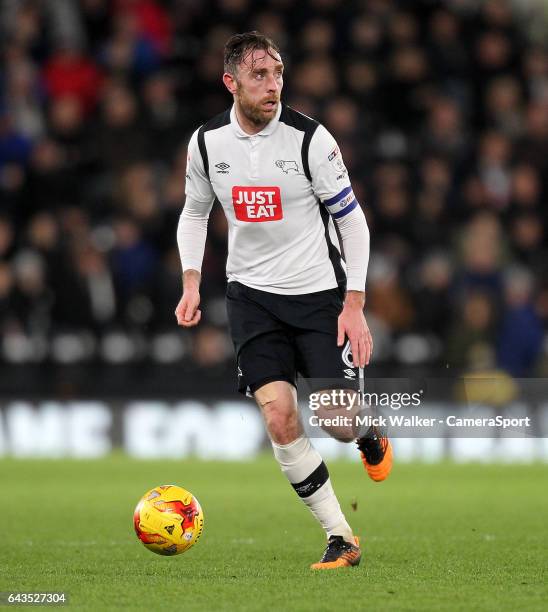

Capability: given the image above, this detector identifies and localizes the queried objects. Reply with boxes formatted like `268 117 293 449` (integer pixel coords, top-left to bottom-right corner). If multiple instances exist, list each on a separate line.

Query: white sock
271 436 354 543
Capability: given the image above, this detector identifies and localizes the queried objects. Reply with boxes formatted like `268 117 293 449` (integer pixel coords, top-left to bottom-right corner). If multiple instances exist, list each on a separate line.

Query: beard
236 88 279 127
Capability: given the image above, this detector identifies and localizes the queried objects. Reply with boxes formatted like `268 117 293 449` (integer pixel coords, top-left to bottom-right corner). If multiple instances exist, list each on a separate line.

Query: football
133 485 204 556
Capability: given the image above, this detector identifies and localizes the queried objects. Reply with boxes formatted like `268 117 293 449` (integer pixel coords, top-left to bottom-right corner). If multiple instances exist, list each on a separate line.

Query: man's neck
234 102 270 135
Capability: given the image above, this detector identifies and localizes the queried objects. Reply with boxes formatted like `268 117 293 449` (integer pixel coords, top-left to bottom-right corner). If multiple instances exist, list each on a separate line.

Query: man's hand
175 269 202 327
337 291 373 368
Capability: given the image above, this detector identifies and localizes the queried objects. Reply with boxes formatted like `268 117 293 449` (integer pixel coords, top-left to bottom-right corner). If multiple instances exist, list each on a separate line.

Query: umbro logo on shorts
341 341 354 368
232 186 283 222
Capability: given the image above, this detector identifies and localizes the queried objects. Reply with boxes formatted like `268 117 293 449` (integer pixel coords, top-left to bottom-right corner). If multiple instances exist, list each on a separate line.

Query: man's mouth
262 99 278 111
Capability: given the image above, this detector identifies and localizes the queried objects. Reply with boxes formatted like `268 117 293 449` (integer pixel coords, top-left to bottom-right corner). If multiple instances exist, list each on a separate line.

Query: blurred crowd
1 0 548 377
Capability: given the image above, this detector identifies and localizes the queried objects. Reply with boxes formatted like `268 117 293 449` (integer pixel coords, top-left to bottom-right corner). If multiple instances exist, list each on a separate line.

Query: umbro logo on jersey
215 162 230 173
232 186 283 222
275 160 299 174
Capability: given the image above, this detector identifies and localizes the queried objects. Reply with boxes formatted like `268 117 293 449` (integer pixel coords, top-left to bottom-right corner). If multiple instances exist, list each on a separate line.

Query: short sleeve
185 128 216 205
308 124 358 220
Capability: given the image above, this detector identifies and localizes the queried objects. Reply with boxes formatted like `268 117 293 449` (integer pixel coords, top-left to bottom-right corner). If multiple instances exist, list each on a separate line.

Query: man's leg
312 383 393 482
255 380 361 569
296 332 393 482
226 284 361 567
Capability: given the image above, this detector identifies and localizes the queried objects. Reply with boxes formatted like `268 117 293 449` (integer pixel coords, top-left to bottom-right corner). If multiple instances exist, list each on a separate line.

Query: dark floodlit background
2 11 548 608
1 0 548 400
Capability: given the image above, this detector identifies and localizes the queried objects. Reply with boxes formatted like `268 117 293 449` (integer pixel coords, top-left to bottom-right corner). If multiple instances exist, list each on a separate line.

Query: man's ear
223 72 237 95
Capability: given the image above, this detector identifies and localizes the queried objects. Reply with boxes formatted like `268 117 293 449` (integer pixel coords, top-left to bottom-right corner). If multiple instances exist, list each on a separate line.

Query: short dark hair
223 31 281 75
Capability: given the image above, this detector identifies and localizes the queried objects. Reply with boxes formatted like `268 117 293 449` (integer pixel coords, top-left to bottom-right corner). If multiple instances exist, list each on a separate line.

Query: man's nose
266 73 279 92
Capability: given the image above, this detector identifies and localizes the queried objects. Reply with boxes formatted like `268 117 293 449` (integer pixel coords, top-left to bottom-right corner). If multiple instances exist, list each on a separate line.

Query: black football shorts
225 281 360 396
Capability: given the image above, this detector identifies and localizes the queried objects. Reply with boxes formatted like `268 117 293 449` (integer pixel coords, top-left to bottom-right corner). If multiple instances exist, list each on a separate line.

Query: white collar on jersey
230 102 282 138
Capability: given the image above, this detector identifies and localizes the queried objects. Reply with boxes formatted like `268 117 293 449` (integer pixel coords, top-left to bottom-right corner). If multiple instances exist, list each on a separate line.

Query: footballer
176 31 392 569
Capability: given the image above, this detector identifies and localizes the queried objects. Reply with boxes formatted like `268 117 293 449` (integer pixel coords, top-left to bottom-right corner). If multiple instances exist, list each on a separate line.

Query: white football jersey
184 103 359 295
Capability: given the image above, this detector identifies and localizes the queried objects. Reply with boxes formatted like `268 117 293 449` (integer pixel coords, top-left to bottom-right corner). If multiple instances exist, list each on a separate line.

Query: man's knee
254 381 300 444
314 388 364 442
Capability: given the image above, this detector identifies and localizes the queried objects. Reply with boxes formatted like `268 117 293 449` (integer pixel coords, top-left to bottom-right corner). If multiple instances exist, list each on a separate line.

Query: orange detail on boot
310 537 361 570
361 438 393 482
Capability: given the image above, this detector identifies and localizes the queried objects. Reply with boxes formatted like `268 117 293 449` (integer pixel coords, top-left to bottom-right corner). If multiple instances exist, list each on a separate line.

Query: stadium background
1 0 548 460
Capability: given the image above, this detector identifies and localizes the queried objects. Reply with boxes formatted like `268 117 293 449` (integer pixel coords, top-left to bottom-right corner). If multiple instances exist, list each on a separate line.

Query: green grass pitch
1 455 546 611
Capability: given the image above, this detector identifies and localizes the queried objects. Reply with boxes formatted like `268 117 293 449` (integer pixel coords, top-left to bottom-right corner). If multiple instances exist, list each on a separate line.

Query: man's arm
175 266 202 327
175 129 215 328
175 205 209 327
308 125 372 367
334 204 373 367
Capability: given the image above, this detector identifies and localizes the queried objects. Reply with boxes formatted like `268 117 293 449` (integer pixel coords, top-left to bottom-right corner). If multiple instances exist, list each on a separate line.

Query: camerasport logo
232 186 283 222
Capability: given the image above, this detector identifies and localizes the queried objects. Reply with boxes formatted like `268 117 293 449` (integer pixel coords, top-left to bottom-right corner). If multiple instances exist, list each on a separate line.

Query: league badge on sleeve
328 146 347 175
